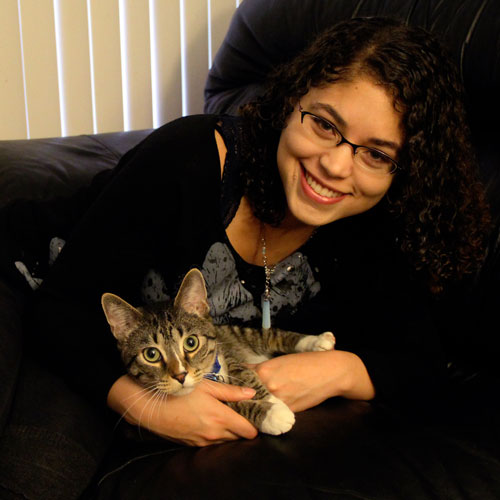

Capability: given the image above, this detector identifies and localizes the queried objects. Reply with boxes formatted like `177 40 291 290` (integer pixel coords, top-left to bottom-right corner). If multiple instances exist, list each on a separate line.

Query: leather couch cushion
0 130 151 209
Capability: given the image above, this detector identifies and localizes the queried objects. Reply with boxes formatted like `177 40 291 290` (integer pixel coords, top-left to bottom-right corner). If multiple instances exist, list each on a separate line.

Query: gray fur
102 268 335 435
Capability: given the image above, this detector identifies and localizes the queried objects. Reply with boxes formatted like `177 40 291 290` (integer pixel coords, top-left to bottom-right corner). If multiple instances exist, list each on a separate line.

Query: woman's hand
250 350 375 412
107 375 258 447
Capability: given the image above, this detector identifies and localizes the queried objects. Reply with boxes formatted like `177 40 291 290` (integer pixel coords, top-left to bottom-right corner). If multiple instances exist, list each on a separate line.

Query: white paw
312 331 336 351
295 331 336 352
260 401 295 435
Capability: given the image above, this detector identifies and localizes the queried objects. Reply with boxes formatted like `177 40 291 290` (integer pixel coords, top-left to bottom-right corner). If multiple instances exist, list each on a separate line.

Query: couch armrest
0 130 151 209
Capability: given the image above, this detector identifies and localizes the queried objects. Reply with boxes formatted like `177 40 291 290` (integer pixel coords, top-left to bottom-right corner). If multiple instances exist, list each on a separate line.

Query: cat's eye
183 335 199 352
143 347 162 363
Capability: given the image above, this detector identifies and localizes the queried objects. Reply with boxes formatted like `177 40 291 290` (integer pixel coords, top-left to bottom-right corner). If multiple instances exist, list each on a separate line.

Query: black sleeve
27 115 221 407
279 213 448 404
343 238 448 404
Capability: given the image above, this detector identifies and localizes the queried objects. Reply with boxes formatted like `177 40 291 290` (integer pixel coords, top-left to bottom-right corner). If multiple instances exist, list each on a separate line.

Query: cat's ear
101 293 143 342
174 269 210 318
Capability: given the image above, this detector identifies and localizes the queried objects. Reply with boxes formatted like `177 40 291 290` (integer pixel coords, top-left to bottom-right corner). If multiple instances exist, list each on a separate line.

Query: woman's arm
251 350 375 412
108 375 258 447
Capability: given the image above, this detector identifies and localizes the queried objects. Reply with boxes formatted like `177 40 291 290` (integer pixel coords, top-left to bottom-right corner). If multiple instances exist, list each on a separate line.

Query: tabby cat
101 268 335 435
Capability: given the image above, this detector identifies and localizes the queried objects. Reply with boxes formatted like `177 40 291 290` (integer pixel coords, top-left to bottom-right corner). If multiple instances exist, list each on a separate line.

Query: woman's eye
367 150 392 164
143 347 161 363
312 116 335 133
183 335 199 352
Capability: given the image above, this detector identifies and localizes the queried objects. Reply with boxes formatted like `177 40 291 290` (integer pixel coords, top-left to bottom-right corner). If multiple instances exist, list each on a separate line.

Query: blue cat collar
204 353 224 383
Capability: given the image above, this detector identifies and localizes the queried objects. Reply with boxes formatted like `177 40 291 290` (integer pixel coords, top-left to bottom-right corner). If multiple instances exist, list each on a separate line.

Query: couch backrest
204 0 500 219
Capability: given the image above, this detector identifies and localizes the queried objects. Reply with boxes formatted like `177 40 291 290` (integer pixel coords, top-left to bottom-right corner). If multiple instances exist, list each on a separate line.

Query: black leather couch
0 1 499 499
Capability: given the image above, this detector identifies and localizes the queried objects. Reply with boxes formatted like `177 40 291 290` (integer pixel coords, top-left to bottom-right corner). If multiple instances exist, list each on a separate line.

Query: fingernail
242 388 256 397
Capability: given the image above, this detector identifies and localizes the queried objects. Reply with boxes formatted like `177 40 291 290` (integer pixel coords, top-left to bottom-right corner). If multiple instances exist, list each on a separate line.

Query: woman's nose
319 144 354 178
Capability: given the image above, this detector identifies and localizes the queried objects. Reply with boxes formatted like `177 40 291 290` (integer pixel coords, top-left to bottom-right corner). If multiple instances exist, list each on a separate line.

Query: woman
31 18 489 447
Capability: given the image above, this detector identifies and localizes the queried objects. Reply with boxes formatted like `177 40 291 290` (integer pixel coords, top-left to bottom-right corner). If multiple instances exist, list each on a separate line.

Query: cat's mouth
174 386 196 396
151 373 199 395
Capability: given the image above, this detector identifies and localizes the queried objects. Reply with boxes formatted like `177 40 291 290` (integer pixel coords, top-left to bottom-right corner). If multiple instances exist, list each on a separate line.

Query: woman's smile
300 164 349 204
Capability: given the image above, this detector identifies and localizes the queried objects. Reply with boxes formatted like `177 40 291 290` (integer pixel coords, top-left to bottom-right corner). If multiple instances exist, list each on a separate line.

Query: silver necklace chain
261 229 276 299
260 224 317 329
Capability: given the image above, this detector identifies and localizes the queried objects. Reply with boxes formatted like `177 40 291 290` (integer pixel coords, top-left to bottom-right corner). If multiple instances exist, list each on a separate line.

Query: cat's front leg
294 331 336 352
259 395 295 435
225 365 295 435
228 397 295 436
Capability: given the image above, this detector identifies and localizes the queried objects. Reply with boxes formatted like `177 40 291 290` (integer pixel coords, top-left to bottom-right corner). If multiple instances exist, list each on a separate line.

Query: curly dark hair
239 17 491 294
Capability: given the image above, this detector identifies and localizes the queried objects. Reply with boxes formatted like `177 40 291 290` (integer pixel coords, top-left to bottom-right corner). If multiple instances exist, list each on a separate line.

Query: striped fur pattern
101 269 335 435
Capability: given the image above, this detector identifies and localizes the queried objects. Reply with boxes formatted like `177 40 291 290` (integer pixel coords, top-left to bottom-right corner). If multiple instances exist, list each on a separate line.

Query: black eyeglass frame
298 105 400 174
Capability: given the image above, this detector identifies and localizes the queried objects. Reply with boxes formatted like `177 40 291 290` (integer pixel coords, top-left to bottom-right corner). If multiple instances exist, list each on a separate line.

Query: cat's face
102 269 217 395
123 307 217 395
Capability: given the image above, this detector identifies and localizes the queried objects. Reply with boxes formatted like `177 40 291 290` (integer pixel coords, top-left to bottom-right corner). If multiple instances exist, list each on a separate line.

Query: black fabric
0 361 110 500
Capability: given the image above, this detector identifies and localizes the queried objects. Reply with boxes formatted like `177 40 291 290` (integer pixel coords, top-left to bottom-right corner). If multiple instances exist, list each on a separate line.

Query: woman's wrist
330 350 376 401
107 374 141 425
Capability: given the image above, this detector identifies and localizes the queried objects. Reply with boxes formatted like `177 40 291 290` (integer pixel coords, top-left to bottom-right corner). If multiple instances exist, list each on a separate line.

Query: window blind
0 0 238 140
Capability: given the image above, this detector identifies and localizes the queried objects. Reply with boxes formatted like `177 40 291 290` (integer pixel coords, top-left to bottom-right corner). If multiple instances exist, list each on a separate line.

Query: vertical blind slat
182 0 209 116
55 0 93 136
150 0 182 127
19 0 61 139
88 0 124 134
0 0 27 139
209 0 237 67
121 0 153 131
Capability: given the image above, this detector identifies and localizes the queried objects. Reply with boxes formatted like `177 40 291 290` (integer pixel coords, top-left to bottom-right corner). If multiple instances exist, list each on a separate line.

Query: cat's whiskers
135 386 171 438
145 387 167 432
113 384 159 432
120 382 157 405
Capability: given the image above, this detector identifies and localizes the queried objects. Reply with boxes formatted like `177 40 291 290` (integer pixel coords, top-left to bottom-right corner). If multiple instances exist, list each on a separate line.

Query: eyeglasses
298 105 400 176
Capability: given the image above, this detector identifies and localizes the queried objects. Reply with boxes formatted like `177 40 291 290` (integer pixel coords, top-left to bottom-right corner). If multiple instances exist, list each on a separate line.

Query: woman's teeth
305 172 342 198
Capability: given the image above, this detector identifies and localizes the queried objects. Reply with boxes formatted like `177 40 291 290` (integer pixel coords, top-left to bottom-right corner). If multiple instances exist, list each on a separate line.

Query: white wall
0 0 239 140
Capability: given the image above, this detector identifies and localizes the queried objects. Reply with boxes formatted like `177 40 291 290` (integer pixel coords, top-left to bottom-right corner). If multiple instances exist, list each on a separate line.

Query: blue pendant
261 294 271 329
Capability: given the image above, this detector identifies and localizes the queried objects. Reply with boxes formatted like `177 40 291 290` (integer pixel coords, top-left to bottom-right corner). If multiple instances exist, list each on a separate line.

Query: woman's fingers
199 378 256 401
198 380 258 440
108 375 258 446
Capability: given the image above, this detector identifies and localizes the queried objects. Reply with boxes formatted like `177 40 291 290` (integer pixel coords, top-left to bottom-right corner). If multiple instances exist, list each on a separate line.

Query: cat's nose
173 371 187 384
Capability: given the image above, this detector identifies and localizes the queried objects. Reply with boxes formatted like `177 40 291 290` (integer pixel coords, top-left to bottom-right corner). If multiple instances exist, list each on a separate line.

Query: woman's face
277 78 403 229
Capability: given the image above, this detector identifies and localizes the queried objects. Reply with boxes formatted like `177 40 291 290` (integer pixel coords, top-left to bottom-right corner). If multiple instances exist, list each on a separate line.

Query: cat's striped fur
102 268 335 435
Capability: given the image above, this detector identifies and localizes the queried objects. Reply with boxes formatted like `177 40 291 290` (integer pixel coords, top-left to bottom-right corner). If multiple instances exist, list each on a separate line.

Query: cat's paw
260 401 295 435
295 331 336 352
312 331 336 351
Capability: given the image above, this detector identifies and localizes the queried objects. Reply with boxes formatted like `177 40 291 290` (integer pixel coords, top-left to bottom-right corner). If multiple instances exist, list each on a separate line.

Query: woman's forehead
302 81 403 150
